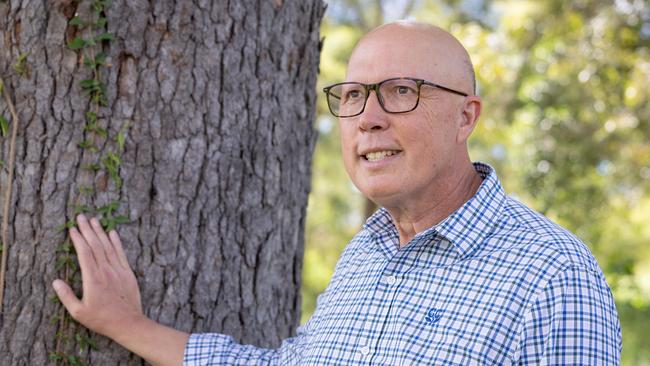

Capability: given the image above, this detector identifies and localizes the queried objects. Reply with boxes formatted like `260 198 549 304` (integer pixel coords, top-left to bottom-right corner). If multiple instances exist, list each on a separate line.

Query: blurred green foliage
303 0 650 364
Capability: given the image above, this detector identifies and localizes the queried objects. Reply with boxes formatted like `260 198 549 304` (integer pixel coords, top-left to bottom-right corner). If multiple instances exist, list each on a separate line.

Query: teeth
365 150 399 161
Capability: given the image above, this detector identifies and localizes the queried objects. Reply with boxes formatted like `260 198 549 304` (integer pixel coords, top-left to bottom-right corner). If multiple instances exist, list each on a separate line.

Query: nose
358 91 389 131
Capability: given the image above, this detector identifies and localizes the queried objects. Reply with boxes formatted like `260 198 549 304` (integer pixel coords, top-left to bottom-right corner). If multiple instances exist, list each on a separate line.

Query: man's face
340 29 470 208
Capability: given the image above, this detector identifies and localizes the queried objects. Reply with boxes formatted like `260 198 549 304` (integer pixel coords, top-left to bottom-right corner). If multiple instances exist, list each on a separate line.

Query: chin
358 185 400 207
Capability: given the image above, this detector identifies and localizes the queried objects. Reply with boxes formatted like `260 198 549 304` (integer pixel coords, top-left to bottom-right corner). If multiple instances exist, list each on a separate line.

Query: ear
456 95 482 144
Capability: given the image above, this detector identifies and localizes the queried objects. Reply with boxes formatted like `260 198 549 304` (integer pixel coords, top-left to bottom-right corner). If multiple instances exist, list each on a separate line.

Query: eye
347 90 363 99
342 87 365 103
394 85 416 95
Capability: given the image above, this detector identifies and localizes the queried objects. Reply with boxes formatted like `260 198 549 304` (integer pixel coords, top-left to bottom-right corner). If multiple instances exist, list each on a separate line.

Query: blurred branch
0 75 19 313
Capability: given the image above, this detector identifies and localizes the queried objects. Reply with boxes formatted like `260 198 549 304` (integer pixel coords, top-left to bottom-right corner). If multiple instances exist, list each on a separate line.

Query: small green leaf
67 37 86 50
100 217 115 231
50 315 60 325
86 111 97 123
95 52 107 66
117 132 126 151
0 116 9 137
82 163 101 172
83 56 95 67
55 256 68 271
56 241 72 253
69 16 85 26
95 32 114 42
97 200 119 215
79 185 94 195
114 215 129 224
68 354 85 366
96 17 107 28
80 78 101 91
57 220 76 232
77 140 94 149
49 352 64 361
68 257 78 271
86 124 108 138
73 204 91 215
86 336 98 350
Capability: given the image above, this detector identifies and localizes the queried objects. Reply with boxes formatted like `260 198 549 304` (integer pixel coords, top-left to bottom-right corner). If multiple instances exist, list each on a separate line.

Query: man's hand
52 214 190 366
52 214 144 339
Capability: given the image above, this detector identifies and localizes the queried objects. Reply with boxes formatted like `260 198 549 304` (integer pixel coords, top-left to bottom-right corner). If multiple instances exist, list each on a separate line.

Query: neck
386 162 483 247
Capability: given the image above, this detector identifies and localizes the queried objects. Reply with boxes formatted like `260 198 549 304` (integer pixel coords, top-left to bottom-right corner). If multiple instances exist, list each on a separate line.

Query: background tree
305 0 650 364
0 0 325 364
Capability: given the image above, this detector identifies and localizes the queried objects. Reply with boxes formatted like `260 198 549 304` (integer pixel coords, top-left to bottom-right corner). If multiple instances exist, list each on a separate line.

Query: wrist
109 315 190 366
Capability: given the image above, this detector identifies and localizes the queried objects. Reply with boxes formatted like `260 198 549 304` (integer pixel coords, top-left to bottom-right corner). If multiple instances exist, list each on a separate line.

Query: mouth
362 150 402 162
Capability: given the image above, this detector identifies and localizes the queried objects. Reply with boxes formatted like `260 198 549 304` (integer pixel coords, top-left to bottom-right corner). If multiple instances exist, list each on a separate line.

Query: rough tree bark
0 0 325 364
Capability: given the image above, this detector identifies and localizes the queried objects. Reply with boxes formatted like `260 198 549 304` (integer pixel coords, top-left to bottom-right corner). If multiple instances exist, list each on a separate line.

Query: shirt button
360 345 370 355
385 275 397 285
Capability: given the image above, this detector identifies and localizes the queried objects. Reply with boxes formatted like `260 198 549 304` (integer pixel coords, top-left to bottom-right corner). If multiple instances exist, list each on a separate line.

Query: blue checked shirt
184 163 622 365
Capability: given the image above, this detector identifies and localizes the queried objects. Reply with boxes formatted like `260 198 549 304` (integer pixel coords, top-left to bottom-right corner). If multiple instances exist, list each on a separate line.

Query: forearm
111 315 190 366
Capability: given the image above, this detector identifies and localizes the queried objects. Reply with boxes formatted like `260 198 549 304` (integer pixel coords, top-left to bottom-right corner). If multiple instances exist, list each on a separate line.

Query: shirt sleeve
183 325 309 366
182 238 360 365
516 266 622 365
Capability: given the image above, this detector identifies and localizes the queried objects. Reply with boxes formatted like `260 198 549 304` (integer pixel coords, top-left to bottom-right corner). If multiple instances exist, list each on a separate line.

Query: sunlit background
302 0 650 364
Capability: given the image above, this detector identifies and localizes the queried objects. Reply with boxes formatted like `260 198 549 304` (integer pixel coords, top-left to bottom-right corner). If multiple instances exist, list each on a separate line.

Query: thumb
52 279 82 317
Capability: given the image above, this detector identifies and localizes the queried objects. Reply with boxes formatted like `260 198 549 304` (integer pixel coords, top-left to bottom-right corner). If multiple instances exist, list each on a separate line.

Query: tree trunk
0 0 325 364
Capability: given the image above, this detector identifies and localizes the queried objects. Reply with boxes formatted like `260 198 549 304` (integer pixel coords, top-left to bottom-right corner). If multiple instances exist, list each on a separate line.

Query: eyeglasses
322 77 468 118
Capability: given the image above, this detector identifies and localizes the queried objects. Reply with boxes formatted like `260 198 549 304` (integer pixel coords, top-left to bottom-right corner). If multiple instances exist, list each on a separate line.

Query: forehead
346 31 444 83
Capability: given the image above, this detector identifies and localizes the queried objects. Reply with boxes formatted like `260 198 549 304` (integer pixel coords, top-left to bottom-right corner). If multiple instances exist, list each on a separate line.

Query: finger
52 279 83 319
69 227 98 273
109 229 131 270
90 217 119 266
76 214 109 267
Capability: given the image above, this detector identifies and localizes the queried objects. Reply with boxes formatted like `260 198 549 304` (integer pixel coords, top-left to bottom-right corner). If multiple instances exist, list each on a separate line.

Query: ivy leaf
97 200 119 215
49 352 64 361
85 111 97 123
96 17 107 28
77 140 95 149
68 355 85 366
69 16 85 27
114 215 130 224
83 56 96 67
56 220 77 232
55 256 69 271
0 115 8 137
95 32 114 42
73 204 91 215
95 52 107 66
67 37 86 50
116 132 126 151
79 78 100 91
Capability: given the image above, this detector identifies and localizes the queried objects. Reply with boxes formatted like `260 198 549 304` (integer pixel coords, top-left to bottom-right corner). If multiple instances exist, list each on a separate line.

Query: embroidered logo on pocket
425 308 442 325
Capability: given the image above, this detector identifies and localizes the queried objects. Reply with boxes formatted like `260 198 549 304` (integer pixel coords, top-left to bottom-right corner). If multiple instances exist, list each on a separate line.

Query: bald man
54 22 622 365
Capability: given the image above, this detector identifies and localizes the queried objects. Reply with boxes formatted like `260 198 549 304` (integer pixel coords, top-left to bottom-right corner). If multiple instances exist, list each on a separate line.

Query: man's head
335 21 482 209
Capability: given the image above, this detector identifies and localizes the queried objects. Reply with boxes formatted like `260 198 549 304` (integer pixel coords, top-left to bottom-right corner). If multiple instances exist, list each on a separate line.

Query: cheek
418 107 459 146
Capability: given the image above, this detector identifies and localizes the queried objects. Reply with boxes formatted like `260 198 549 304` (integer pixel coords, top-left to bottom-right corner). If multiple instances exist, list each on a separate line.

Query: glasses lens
379 79 419 113
327 83 366 117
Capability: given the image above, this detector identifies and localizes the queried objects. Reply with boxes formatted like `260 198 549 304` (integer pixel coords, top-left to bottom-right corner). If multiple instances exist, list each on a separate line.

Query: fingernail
52 280 63 291
77 214 86 221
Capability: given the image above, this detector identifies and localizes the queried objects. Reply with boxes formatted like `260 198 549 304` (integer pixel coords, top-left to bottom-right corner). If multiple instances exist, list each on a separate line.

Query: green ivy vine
49 1 130 364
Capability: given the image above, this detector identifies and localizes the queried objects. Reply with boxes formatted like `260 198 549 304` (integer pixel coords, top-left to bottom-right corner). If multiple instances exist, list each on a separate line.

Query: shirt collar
363 162 506 260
